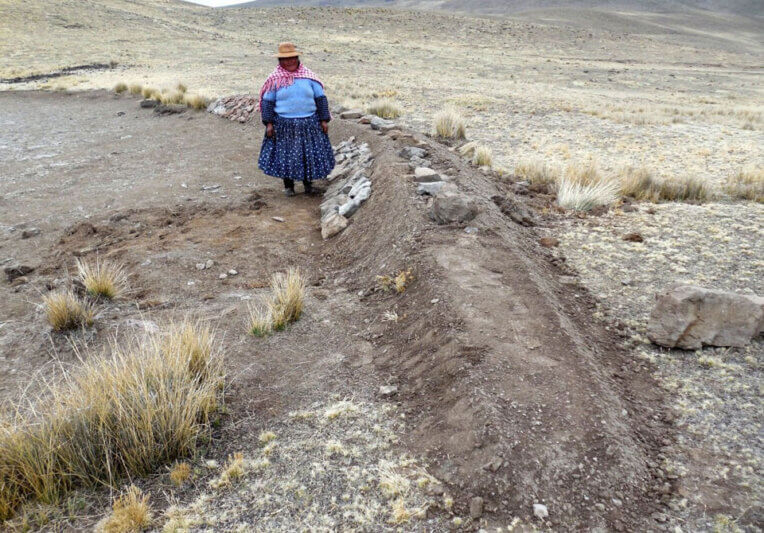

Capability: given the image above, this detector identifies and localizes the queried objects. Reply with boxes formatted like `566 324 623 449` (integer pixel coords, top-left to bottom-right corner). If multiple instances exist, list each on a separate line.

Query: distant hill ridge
231 0 763 17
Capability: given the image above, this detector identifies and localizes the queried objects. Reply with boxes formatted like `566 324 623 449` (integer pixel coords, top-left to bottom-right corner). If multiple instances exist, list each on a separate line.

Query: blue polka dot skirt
258 114 335 182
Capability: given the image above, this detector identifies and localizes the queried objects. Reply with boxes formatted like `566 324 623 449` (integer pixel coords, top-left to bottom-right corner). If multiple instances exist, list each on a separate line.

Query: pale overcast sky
182 0 248 6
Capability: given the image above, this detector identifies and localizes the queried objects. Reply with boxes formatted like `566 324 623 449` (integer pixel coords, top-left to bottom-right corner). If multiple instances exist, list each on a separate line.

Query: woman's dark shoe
284 187 296 197
303 180 313 194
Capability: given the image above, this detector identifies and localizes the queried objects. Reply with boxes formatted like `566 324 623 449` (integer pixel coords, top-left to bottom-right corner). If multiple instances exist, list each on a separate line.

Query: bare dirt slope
1 90 673 530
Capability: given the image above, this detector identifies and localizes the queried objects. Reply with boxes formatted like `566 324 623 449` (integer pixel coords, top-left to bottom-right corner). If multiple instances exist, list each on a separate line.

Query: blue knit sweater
262 79 325 118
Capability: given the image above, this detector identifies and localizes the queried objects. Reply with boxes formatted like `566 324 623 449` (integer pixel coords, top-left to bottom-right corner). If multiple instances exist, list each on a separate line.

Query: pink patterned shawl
257 63 325 112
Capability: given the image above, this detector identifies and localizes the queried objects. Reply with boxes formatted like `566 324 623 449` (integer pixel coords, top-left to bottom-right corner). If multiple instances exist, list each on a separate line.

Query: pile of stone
207 95 259 123
339 109 398 132
320 137 374 239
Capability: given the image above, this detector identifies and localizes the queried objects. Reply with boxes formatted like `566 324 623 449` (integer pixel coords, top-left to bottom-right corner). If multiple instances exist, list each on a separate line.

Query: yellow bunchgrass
367 98 402 119
0 322 221 520
248 302 273 337
377 269 413 294
128 84 142 95
43 290 93 331
114 82 128 94
724 166 763 202
247 268 306 336
99 485 152 533
269 268 306 330
433 107 466 139
556 177 619 211
210 453 244 489
160 90 184 105
563 158 602 186
472 144 493 167
457 141 478 157
183 93 209 110
619 166 709 202
176 83 187 93
514 158 560 185
169 462 191 487
76 257 128 300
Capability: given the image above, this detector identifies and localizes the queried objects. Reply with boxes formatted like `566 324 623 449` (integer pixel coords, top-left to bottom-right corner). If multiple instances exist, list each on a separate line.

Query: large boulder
429 185 478 225
647 284 764 349
321 213 349 240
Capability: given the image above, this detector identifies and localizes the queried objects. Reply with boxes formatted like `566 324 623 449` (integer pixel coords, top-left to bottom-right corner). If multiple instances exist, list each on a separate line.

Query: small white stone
533 503 549 520
431 298 440 304
233 175 242 180
187 281 195 286
195 263 206 270
219 273 228 279
205 259 214 269
228 269 238 276
272 216 285 222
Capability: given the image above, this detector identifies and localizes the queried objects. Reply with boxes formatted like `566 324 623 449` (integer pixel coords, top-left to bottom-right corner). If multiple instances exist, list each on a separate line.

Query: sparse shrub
268 268 305 330
619 165 659 201
724 166 763 202
100 485 152 533
0 323 221 520
367 98 402 119
77 257 128 300
472 144 493 167
514 159 560 185
141 86 155 99
114 82 128 94
128 84 143 95
43 290 93 331
183 93 209 110
161 321 214 380
160 90 184 105
176 83 187 94
556 177 619 211
433 108 466 139
169 463 191 487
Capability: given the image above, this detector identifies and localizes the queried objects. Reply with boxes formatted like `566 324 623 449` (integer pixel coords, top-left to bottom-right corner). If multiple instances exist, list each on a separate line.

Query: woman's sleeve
312 81 330 122
261 91 277 125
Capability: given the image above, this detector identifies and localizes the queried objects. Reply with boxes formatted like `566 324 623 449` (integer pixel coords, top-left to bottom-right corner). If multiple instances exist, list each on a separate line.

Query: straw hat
275 42 300 58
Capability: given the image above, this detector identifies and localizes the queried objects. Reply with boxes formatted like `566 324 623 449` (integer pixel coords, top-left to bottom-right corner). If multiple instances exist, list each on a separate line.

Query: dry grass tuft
367 98 402 119
247 268 305 336
76 257 128 300
457 141 478 157
0 323 221 520
114 82 128 94
183 93 209 110
377 269 413 294
43 290 94 331
100 485 152 533
433 107 466 139
176 83 187 94
268 268 305 331
160 90 184 105
514 158 560 185
563 158 602 186
248 302 273 337
724 166 763 202
472 144 493 167
556 177 619 211
619 166 710 202
169 462 192 487
128 84 143 96
210 453 244 489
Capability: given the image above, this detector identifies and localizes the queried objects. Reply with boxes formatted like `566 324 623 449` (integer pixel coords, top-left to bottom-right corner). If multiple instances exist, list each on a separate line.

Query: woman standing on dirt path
257 42 335 197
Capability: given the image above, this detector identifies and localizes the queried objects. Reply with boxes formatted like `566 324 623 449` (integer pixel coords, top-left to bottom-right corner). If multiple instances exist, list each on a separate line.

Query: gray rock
349 178 371 199
4 264 34 281
378 385 398 397
358 115 373 124
417 181 445 196
321 213 348 239
154 104 186 115
21 228 41 239
340 109 363 119
195 262 206 270
339 198 362 218
409 156 432 170
205 259 214 269
370 116 396 131
414 167 439 180
533 503 549 520
140 99 158 109
430 185 478 225
492 195 536 226
470 497 484 519
353 185 371 202
321 194 348 219
647 284 764 349
399 147 427 160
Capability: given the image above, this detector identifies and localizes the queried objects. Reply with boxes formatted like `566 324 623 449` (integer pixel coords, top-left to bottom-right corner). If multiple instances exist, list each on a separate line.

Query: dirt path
0 91 673 531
